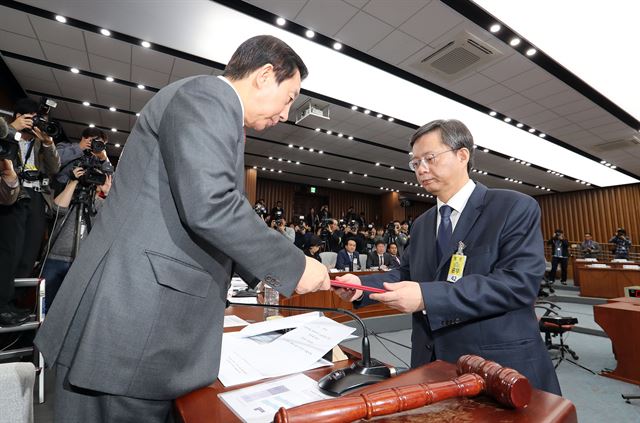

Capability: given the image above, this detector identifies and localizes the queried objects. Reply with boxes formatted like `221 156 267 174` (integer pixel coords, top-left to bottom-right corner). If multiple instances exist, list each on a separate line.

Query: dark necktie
379 255 383 266
436 205 453 263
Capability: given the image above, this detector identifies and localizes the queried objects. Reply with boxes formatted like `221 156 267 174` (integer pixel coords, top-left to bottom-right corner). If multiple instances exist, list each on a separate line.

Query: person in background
609 228 632 259
387 242 401 269
580 232 600 259
304 235 323 262
335 239 361 271
547 229 569 285
366 240 392 270
0 155 19 206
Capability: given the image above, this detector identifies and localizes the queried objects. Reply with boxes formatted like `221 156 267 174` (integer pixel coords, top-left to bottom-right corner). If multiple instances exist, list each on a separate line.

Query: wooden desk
594 299 640 385
175 307 577 423
573 260 637 287
606 297 640 305
578 267 640 298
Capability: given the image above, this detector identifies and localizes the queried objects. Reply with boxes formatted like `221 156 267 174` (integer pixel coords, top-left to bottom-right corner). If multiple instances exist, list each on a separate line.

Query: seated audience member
387 242 401 268
42 168 111 311
304 235 323 262
609 228 632 259
580 232 600 258
335 239 361 271
366 240 392 269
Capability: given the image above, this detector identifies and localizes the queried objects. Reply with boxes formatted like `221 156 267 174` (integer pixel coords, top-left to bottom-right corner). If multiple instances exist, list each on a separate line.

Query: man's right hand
10 113 34 131
295 256 330 294
333 273 363 302
79 138 92 150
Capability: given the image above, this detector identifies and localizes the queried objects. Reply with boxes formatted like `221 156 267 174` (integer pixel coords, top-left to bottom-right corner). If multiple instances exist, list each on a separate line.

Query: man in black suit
367 240 392 269
335 239 361 271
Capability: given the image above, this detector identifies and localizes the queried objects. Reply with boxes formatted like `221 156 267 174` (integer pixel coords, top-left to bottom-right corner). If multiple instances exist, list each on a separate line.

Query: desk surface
175 307 577 423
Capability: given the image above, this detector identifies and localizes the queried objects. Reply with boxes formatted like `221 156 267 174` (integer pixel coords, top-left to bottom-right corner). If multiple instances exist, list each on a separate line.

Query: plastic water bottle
262 282 280 318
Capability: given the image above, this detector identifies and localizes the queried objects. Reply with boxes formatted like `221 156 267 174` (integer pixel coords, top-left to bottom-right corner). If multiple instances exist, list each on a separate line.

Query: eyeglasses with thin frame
408 148 459 171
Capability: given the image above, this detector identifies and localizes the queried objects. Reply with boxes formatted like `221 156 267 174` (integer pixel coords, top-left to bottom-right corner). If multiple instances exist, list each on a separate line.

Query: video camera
75 144 108 187
274 210 284 226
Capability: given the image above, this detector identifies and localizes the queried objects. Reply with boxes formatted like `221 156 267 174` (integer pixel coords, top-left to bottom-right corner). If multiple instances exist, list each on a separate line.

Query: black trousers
0 189 46 308
550 256 568 282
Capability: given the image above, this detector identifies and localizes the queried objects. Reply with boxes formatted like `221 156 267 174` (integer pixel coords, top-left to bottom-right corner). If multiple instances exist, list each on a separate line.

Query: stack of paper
218 312 355 387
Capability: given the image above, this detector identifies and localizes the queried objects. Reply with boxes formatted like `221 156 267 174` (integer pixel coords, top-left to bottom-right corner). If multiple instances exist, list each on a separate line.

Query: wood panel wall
536 184 640 244
254 177 432 226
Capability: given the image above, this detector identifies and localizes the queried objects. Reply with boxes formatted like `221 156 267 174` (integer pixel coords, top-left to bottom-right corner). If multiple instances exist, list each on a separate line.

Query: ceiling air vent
593 136 640 152
412 30 502 82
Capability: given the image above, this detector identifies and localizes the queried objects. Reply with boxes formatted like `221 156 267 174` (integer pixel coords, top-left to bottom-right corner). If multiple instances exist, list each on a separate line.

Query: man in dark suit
34 35 330 422
335 239 362 271
366 240 392 269
335 119 561 395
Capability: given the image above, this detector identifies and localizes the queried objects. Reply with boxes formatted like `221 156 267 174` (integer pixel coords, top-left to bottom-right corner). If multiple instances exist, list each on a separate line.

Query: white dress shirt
436 179 476 236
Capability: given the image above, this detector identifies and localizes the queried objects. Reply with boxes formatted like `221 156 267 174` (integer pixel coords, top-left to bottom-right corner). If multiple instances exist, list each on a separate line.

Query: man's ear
458 147 470 167
255 63 275 89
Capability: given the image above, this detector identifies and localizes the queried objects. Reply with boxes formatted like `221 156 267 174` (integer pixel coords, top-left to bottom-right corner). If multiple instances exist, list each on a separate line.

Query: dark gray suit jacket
35 76 306 400
357 182 561 395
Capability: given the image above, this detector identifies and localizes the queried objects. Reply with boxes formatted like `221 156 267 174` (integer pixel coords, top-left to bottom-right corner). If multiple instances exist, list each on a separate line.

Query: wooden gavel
274 355 532 423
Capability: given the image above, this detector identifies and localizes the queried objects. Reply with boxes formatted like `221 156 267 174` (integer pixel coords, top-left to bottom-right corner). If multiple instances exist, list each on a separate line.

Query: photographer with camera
270 214 295 242
609 228 632 259
270 200 285 219
547 229 569 285
253 198 267 219
343 221 367 254
0 98 61 326
41 168 111 311
383 220 408 256
580 232 601 259
320 218 342 252
54 127 113 190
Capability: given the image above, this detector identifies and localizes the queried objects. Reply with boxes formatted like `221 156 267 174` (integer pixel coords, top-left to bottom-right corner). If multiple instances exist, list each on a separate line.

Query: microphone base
318 358 393 397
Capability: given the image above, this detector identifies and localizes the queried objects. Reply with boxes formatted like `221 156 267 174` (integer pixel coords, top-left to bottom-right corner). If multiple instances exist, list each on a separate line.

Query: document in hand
218 313 356 386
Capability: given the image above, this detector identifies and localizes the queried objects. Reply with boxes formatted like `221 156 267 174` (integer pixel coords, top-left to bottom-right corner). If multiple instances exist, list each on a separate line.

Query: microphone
226 299 396 396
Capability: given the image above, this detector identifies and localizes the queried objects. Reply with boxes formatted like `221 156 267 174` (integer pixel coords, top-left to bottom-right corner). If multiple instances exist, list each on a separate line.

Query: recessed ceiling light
136 113 140 117
137 84 145 90
390 166 395 169
489 111 497 116
611 165 617 169
528 128 535 133
262 167 266 171
375 162 380 166
318 150 323 154
326 130 332 135
483 148 489 153
388 117 394 122
327 178 331 181
109 106 116 112
106 76 114 82
253 166 257 169
288 144 293 148
89 123 95 128
526 48 537 56
270 169 274 172
299 146 304 150
509 157 515 161
70 67 80 74
510 37 521 46
315 127 321 131
295 161 300 165
363 174 367 177
287 160 291 163
348 136 354 140
376 113 382 118
489 24 501 33
278 158 283 161
504 117 511 122
309 148 314 152
539 133 546 138
351 105 358 111
82 101 90 106
141 41 151 48
111 128 117 132
276 17 286 26
341 180 345 184
516 123 523 128
278 170 282 173
115 143 121 148
305 30 315 38
100 28 111 37
268 156 273 160
600 160 607 164
55 15 67 23
404 181 408 184
337 133 343 137
333 42 342 50
364 109 370 114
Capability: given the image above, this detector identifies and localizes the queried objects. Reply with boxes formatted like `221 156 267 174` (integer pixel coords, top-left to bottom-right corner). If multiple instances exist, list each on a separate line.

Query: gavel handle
273 373 484 423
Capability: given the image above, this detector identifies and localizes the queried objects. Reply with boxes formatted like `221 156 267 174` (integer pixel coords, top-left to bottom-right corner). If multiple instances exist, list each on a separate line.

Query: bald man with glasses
335 119 561 395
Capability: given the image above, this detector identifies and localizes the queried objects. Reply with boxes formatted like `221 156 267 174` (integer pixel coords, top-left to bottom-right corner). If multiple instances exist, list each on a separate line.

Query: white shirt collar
437 179 476 215
217 75 244 125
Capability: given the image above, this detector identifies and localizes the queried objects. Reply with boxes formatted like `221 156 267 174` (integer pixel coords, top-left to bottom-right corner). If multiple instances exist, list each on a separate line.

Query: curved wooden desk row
594 297 640 385
577 266 640 298
174 299 577 423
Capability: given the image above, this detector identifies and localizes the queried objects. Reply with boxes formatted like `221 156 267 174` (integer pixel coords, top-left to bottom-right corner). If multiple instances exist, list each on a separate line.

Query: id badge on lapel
447 241 466 283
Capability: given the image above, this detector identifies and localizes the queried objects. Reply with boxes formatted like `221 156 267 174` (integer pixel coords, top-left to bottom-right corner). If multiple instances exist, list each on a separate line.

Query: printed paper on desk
237 311 321 338
224 315 250 328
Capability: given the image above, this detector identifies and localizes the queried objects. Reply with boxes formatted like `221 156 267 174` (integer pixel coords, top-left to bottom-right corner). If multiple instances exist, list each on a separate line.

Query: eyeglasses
408 148 459 171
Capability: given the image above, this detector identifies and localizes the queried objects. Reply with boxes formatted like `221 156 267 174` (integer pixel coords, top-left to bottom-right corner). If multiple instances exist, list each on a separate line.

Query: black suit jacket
366 252 392 268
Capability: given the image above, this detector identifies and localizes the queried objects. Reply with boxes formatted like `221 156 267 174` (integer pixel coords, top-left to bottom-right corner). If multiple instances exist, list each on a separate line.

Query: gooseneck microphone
226 299 396 396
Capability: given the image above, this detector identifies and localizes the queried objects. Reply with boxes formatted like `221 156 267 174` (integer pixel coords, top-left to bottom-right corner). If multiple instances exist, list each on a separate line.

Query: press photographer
41 167 112 311
609 228 632 259
0 98 61 326
320 218 341 252
54 127 114 190
383 220 408 256
547 229 569 285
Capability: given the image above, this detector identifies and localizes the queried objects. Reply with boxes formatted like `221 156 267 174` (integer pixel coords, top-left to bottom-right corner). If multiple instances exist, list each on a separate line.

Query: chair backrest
319 252 337 269
0 362 35 423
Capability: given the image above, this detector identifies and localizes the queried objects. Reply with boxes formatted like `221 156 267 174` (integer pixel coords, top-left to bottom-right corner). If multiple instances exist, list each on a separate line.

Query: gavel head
456 355 532 409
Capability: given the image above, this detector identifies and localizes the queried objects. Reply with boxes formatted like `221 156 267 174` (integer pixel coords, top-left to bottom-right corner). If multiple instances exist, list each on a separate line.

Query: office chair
535 301 596 374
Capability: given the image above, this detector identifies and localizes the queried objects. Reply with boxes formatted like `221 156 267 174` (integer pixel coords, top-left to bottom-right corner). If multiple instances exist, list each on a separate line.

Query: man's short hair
13 98 39 118
346 239 356 246
81 127 108 142
409 119 475 172
375 240 385 247
584 232 592 236
223 35 308 84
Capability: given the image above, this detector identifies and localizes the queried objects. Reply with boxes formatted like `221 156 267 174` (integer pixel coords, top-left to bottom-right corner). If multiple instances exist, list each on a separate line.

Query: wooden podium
174 305 577 423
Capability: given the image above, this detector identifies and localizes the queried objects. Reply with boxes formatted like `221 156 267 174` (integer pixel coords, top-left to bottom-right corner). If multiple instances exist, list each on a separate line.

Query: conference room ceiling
0 0 637 203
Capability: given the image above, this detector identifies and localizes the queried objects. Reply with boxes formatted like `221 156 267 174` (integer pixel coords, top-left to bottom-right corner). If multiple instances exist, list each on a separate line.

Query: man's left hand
32 127 54 145
93 150 108 161
369 281 424 313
